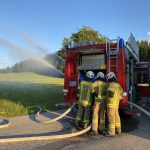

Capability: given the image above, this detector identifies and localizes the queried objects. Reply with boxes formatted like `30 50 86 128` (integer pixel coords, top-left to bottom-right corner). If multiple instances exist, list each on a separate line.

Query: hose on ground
1 101 149 143
0 103 92 144
0 103 76 129
0 116 11 129
35 102 77 124
0 125 91 143
127 101 150 117
43 110 75 121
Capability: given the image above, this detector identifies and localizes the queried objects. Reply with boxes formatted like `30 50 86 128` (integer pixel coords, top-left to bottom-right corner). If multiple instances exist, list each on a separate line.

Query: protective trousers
76 102 91 125
92 99 106 132
107 99 121 135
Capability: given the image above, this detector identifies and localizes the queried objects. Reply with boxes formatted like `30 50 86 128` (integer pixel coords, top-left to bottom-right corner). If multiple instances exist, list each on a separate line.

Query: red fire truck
63 33 150 113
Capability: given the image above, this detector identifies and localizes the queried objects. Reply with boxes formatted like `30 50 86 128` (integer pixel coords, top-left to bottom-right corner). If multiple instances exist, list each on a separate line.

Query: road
61 114 150 150
32 114 150 150
0 112 149 150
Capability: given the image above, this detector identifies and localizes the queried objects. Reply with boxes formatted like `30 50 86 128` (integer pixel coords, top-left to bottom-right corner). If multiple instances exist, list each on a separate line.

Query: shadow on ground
121 114 139 133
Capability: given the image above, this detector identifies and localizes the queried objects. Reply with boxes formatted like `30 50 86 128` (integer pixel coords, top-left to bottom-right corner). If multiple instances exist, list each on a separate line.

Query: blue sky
0 0 150 68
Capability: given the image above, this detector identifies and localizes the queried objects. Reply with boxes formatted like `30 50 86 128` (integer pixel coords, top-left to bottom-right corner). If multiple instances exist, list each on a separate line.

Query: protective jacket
92 80 107 131
92 80 107 101
107 82 123 135
107 82 123 107
78 80 93 107
76 80 93 127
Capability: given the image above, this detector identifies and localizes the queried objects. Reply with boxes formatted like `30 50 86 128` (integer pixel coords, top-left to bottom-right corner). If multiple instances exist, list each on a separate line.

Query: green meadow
0 72 64 117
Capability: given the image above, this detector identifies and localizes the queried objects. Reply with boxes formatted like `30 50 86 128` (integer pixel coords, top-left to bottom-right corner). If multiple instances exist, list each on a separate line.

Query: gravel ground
0 110 149 150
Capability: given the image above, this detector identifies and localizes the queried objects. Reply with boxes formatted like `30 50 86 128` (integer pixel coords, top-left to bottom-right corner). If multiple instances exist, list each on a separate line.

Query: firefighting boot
83 123 88 129
104 131 115 137
89 130 98 136
116 128 121 135
98 128 107 135
75 120 80 129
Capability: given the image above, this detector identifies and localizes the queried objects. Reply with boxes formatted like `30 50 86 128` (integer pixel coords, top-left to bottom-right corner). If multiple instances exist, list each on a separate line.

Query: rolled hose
0 125 91 143
35 102 77 124
0 116 11 129
127 101 150 117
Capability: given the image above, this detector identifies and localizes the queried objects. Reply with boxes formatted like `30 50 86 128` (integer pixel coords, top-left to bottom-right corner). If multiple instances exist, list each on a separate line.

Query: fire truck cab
63 33 149 113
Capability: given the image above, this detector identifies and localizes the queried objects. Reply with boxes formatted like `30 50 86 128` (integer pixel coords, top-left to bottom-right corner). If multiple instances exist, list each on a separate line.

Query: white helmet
107 72 116 80
86 71 94 79
96 72 105 79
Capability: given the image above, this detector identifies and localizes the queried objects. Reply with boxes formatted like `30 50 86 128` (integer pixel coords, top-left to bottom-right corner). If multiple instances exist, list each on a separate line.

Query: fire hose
0 116 11 129
0 125 91 143
127 101 150 117
37 109 75 121
0 101 149 143
35 102 76 124
0 102 92 143
0 102 76 130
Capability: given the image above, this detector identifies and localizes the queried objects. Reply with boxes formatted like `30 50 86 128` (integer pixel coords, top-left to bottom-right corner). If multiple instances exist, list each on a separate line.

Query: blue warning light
119 38 124 49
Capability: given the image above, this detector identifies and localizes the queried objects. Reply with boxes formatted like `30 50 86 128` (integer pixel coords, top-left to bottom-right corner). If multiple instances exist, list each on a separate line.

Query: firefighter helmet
96 72 105 79
86 71 94 79
107 72 116 80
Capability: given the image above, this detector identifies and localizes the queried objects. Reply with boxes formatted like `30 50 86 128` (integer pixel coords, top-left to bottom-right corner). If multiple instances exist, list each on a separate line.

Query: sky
0 0 150 68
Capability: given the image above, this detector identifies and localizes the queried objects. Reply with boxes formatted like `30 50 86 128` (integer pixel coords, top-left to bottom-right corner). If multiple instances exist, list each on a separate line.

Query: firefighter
89 72 107 136
105 72 123 137
75 71 94 129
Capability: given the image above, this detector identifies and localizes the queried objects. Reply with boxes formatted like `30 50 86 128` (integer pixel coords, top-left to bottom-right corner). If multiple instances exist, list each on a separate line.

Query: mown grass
0 72 64 117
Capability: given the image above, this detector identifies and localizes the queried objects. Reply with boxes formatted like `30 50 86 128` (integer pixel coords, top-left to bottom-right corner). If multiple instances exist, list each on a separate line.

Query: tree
71 26 106 43
138 40 150 61
57 26 106 58
57 37 71 59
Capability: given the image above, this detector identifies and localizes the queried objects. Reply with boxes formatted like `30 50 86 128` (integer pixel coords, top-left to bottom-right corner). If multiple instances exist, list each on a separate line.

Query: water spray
13 29 64 62
0 38 64 76
13 29 48 54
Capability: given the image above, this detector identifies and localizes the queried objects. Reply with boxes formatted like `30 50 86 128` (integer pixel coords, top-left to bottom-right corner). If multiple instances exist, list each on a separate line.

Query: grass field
0 72 64 117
